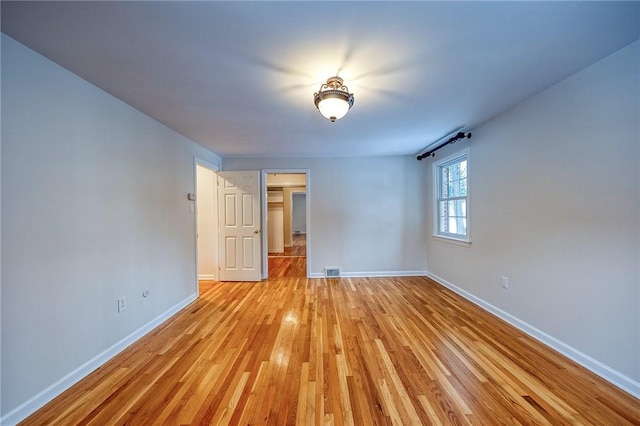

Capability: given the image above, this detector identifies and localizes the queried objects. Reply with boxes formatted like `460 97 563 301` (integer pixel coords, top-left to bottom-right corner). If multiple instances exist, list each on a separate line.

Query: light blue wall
1 34 221 420
292 193 307 234
425 41 640 388
224 156 428 277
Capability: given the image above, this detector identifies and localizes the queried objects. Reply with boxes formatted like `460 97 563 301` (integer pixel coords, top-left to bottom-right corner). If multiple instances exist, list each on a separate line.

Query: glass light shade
317 97 351 122
313 76 354 122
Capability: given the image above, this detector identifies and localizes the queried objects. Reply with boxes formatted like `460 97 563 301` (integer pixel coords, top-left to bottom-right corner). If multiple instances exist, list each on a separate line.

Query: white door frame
194 157 219 295
261 169 311 279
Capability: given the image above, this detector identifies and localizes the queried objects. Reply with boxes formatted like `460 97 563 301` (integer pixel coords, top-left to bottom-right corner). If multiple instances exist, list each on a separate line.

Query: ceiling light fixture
313 76 354 122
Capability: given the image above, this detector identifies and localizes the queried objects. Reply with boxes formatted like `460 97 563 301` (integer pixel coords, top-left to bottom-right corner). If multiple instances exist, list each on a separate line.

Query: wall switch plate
117 297 127 312
501 276 509 289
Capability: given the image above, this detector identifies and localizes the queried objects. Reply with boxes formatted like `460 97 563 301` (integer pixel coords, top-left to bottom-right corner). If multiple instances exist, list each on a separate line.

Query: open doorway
195 161 218 295
264 171 309 278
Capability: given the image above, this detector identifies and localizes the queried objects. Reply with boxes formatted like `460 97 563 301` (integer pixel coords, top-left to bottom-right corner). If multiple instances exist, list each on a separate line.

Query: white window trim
432 148 471 246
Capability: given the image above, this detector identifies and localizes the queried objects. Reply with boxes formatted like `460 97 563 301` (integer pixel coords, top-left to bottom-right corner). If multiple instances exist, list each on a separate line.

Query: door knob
254 229 260 234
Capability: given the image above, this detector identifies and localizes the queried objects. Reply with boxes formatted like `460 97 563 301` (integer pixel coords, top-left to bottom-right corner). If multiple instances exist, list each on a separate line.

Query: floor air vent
324 267 341 278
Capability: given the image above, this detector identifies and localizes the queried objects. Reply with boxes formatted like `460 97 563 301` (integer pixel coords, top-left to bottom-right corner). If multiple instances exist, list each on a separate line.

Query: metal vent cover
324 267 341 278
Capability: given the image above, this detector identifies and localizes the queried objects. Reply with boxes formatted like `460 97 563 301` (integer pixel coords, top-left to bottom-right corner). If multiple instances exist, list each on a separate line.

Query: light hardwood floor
269 234 307 257
21 276 640 425
268 256 306 278
268 233 307 278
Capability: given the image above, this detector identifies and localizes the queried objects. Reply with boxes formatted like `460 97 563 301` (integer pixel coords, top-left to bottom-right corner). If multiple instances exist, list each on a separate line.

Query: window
434 149 469 242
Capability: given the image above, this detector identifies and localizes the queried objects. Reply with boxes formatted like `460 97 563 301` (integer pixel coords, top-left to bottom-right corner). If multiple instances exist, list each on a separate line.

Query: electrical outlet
501 276 509 289
117 297 127 312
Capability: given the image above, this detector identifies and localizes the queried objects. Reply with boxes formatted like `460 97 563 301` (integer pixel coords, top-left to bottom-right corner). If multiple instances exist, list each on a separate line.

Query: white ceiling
2 1 639 158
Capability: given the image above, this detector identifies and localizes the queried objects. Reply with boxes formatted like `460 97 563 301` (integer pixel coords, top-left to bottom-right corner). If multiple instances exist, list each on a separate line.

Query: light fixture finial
313 76 354 122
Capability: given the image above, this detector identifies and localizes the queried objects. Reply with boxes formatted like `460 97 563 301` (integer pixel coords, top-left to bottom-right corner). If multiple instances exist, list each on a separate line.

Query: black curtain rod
416 132 472 160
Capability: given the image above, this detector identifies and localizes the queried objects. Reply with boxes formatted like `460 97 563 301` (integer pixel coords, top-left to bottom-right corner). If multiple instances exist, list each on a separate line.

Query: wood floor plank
19 276 640 425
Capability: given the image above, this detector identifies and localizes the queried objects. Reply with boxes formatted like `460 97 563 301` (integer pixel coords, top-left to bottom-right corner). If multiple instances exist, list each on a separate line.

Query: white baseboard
426 271 640 399
309 270 427 279
198 274 216 280
1 294 198 426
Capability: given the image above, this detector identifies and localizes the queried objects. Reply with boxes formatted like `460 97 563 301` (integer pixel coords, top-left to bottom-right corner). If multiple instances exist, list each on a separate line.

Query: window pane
445 200 464 218
444 199 466 236
448 182 457 197
440 161 467 199
454 199 466 217
448 165 456 181
441 167 449 184
449 217 458 234
449 179 466 197
439 201 447 232
454 163 462 180
456 217 467 235
459 160 467 179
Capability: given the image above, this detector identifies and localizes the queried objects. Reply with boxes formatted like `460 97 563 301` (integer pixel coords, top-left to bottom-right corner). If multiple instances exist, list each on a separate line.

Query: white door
218 171 262 281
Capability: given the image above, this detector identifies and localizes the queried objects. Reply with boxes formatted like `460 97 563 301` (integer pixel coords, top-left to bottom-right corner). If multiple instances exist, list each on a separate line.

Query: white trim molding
309 270 428 279
426 271 640 399
1 294 198 426
198 274 216 281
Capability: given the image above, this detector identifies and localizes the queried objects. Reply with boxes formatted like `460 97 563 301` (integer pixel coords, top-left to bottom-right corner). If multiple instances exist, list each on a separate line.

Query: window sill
432 235 472 247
